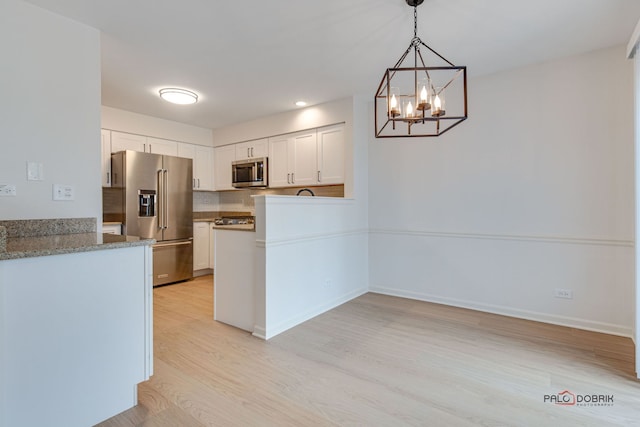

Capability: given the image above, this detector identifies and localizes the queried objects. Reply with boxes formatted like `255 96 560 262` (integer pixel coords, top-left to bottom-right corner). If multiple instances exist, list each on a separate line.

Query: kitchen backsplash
216 185 344 215
193 191 220 212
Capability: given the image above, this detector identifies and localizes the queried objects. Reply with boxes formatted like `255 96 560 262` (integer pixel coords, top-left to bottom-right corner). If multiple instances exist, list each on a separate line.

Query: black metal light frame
374 0 468 138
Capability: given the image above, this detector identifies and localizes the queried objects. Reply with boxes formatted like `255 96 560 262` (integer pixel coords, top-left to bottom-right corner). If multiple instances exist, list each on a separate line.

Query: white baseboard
252 326 267 340
264 286 369 340
369 285 633 338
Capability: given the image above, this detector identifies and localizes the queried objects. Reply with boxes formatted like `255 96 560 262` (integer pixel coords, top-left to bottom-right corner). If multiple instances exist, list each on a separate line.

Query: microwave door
234 164 252 184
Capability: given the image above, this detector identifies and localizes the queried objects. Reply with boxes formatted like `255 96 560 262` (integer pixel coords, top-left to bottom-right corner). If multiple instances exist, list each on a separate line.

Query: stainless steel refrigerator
111 150 193 286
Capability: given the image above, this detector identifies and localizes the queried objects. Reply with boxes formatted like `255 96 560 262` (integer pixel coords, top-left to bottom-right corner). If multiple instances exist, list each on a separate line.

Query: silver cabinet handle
287 173 290 184
250 147 254 157
292 172 295 184
107 172 111 185
197 178 200 188
247 147 250 158
193 178 196 189
317 170 320 182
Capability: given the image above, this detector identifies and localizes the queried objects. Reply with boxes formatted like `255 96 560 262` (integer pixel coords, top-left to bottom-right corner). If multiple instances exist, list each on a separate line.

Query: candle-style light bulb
406 101 414 118
432 90 445 117
389 93 400 117
417 83 430 111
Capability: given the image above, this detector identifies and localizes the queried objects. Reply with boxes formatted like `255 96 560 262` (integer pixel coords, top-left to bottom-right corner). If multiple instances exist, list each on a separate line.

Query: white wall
254 196 369 339
102 106 213 146
629 21 640 375
0 0 101 221
369 45 635 337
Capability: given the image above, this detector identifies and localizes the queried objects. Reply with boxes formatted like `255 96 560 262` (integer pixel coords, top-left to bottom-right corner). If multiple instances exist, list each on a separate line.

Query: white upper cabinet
316 124 344 185
235 138 268 160
214 145 237 191
178 143 214 191
110 131 146 153
110 132 178 156
101 129 112 187
268 135 291 188
146 137 178 156
268 130 317 188
291 131 317 187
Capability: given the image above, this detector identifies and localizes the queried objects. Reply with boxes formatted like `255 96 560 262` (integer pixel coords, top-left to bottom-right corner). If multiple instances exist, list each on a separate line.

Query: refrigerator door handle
163 169 169 229
157 169 164 230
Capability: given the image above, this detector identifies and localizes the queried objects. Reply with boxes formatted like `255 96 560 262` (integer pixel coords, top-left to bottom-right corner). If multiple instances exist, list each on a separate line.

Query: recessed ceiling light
159 88 198 105
295 101 307 107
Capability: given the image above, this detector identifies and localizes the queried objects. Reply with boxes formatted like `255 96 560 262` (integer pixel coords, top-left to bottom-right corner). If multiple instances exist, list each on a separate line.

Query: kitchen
100 104 354 337
2 0 640 426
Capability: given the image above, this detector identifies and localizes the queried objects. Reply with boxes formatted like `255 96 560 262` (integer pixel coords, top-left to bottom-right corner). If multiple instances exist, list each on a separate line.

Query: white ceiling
23 0 640 130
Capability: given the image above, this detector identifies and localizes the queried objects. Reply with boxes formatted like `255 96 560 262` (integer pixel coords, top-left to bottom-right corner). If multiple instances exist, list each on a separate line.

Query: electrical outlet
0 184 17 196
53 184 74 201
554 288 573 299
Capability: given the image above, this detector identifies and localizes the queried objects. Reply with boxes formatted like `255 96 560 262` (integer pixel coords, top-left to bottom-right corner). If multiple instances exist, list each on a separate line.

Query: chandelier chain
414 6 418 38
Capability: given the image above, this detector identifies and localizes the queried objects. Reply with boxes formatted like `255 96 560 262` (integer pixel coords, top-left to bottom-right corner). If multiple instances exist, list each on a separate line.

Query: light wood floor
97 275 640 426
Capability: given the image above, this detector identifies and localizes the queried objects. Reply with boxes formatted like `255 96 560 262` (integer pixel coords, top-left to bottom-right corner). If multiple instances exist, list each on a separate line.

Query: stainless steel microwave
232 157 268 188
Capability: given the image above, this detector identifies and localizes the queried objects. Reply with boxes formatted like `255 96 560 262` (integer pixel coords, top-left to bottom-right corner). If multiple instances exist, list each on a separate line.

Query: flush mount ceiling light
374 0 467 138
295 101 308 107
159 88 198 105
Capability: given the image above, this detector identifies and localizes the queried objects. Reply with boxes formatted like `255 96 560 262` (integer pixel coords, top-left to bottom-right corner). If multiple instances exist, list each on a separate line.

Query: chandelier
375 0 467 138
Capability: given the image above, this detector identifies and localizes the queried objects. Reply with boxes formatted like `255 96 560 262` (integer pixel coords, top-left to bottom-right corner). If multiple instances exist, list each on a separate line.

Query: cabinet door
193 222 210 271
235 141 251 160
214 145 236 191
209 224 216 269
317 124 344 185
235 138 268 160
177 143 197 188
111 131 147 153
291 131 317 186
147 137 178 156
177 142 195 160
101 129 112 187
268 135 291 188
250 138 268 158
194 145 214 191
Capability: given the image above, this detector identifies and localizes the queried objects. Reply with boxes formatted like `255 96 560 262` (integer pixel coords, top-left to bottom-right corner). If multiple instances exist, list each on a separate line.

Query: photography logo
544 390 614 407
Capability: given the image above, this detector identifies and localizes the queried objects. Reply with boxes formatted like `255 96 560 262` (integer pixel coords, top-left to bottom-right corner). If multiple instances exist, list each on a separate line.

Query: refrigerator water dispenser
138 190 156 217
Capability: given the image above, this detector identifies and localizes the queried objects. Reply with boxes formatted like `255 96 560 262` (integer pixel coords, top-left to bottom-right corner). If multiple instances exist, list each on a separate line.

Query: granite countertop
193 211 252 222
0 218 154 261
211 224 256 232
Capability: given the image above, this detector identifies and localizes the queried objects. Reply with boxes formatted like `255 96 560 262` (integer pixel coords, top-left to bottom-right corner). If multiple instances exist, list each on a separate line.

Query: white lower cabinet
209 224 216 269
193 222 211 271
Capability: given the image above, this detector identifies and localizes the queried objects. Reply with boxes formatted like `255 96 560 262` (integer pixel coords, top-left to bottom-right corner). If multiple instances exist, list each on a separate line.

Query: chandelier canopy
375 0 468 138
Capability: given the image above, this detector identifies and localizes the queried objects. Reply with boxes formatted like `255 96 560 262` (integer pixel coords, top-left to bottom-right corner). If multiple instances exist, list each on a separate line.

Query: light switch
53 184 74 201
27 162 44 181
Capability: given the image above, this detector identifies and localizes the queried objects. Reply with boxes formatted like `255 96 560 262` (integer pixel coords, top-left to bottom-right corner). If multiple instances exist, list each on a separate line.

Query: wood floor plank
97 276 640 427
